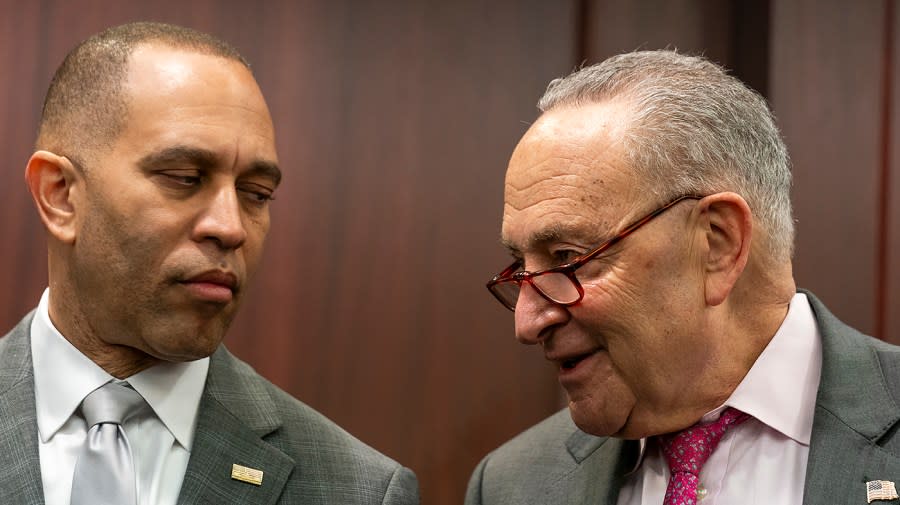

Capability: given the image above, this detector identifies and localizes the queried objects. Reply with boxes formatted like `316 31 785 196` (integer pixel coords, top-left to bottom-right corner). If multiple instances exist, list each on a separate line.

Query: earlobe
24 150 81 244
699 193 753 306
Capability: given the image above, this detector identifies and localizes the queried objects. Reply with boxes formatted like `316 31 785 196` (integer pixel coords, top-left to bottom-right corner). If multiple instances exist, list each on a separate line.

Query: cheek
610 338 670 401
80 198 195 295
77 201 139 272
241 216 270 273
577 274 684 405
113 215 177 273
579 266 653 335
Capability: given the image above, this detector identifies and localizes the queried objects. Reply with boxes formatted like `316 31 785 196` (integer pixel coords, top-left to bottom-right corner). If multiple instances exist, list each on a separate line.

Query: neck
47 281 161 379
692 264 797 418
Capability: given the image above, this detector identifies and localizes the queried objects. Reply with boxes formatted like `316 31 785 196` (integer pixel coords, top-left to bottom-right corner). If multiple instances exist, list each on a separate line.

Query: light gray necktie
70 381 146 505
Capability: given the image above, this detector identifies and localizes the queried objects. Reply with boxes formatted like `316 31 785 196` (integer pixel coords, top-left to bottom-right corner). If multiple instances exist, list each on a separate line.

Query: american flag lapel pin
231 463 264 486
866 480 899 503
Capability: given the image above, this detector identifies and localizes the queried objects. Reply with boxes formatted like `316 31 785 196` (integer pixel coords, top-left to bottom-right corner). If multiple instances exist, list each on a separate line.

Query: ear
24 151 82 244
697 192 753 306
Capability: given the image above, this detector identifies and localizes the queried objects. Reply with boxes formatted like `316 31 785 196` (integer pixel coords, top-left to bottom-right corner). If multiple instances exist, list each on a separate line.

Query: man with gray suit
0 22 418 504
467 50 900 504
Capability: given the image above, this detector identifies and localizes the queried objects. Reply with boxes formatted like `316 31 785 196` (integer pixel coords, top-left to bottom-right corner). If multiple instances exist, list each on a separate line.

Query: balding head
36 21 250 167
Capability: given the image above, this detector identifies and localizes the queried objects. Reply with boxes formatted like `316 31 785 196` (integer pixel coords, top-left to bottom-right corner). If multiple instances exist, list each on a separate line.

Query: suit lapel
803 293 900 504
177 347 294 505
543 429 638 504
0 313 298 505
804 407 900 504
0 313 45 504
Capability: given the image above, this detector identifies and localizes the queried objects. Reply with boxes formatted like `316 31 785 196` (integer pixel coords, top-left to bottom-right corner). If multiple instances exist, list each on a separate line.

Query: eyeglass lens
532 273 580 304
494 271 580 309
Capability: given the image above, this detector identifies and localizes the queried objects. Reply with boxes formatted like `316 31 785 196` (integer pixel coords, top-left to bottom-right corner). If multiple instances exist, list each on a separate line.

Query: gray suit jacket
0 312 419 504
466 292 900 504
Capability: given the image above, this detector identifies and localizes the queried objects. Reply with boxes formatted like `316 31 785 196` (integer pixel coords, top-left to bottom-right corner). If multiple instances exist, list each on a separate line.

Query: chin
147 331 224 362
568 400 630 438
154 346 219 363
176 346 219 361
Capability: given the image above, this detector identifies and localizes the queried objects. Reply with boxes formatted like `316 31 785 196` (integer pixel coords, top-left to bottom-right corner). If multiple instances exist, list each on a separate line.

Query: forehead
501 102 642 251
114 44 277 164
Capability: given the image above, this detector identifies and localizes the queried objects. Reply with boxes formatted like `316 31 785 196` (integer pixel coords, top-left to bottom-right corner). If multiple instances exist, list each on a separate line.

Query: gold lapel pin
231 463 264 486
866 480 899 503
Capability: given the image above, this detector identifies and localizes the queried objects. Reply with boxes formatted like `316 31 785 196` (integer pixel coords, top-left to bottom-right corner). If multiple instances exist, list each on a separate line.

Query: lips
549 349 603 391
561 353 593 370
547 348 600 372
186 270 238 290
180 270 239 303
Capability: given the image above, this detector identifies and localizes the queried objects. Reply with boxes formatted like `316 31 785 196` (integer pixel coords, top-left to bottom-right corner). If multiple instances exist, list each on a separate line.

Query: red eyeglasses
486 195 704 311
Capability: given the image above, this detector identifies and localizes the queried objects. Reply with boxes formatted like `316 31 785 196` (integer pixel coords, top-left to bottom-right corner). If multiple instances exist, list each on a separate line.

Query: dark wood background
0 1 896 503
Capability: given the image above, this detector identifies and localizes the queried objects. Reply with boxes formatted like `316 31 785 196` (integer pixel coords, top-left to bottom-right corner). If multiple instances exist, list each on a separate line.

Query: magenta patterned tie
660 408 749 505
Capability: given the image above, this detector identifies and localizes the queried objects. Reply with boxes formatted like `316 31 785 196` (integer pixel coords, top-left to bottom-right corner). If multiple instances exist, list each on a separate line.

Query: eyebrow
501 224 603 255
137 145 282 186
246 160 282 187
137 145 218 171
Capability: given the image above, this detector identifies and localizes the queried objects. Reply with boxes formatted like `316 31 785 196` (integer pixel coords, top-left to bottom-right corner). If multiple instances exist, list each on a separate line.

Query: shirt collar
626 292 823 470
722 292 822 444
127 356 208 449
31 288 209 449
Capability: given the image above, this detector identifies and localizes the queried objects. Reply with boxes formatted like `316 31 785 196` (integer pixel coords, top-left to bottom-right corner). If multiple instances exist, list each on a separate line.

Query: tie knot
661 408 749 476
80 382 146 427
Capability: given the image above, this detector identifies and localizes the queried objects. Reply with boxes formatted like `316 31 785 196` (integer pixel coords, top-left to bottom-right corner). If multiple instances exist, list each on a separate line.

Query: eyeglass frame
486 194 705 311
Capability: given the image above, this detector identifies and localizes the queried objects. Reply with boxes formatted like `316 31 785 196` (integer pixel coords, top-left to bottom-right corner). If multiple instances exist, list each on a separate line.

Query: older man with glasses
466 50 900 505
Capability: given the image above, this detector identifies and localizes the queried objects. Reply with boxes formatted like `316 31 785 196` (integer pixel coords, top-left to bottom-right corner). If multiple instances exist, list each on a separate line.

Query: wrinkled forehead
501 103 645 251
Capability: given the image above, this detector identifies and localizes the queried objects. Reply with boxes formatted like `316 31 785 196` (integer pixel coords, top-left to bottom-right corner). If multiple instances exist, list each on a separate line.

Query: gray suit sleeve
464 456 488 505
382 466 420 505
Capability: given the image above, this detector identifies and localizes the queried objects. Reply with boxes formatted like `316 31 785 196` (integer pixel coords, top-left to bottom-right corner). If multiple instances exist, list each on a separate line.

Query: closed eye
238 183 276 205
165 174 201 186
158 171 203 188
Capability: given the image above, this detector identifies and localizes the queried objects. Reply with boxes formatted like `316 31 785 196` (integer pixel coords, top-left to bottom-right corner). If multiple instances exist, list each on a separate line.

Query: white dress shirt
31 289 209 505
617 292 823 505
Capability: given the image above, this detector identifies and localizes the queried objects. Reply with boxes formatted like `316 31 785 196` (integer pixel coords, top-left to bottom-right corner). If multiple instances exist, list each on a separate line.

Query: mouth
561 355 586 371
180 270 239 303
548 348 600 373
559 351 595 371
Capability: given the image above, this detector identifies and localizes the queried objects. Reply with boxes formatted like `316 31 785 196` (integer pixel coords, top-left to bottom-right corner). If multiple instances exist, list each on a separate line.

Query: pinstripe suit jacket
465 292 900 504
0 312 419 504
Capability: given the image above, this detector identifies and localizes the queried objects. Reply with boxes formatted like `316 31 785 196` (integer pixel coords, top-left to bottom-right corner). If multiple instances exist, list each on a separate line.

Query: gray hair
538 50 794 261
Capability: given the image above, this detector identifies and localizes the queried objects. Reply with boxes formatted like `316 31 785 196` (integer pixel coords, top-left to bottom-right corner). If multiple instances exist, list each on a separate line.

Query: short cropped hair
36 21 250 165
538 50 794 261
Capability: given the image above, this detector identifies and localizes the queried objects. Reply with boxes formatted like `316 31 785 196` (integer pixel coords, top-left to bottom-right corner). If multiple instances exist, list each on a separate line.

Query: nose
193 186 247 250
514 282 569 345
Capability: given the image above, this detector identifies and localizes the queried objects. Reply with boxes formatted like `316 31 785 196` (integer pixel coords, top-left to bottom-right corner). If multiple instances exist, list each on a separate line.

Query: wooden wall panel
585 0 770 94
770 0 886 336
225 2 577 502
0 0 47 326
887 1 900 342
583 0 734 66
